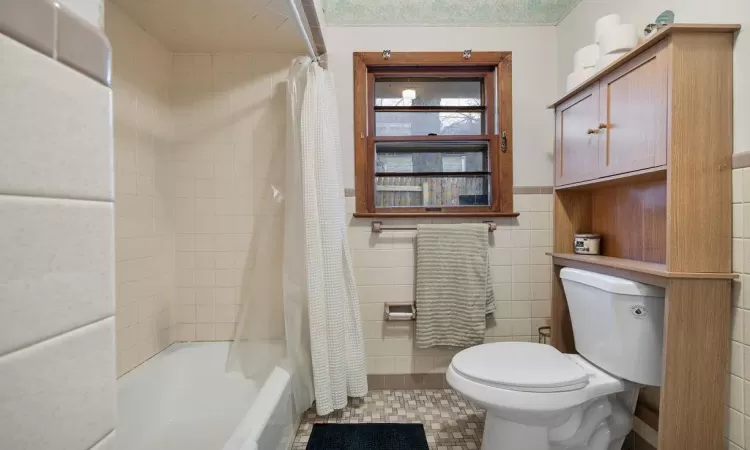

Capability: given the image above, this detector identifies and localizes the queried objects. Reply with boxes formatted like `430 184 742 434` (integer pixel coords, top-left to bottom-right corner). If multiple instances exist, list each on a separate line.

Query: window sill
352 212 520 218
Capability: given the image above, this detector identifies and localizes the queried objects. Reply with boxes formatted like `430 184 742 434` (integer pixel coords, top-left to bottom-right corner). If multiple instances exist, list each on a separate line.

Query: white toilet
446 268 665 450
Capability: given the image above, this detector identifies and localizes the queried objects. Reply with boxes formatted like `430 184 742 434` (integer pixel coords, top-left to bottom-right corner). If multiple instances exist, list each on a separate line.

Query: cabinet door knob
598 123 609 129
587 128 598 134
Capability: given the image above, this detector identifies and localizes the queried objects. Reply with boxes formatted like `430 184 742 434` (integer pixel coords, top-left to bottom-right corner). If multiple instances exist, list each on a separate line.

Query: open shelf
549 253 737 287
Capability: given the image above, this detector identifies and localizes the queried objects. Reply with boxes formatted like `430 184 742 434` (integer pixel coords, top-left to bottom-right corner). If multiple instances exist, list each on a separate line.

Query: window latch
501 131 508 153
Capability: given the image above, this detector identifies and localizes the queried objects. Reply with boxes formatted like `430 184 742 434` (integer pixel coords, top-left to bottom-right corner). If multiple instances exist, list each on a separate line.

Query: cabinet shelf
555 166 666 191
548 253 736 287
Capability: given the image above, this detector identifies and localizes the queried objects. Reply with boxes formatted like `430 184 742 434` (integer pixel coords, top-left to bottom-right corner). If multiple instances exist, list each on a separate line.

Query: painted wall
556 2 749 447
170 52 298 343
107 2 176 376
0 17 115 450
323 26 559 188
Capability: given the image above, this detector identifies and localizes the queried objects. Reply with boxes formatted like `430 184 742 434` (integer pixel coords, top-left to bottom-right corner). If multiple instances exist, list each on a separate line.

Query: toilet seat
447 347 627 416
450 342 590 393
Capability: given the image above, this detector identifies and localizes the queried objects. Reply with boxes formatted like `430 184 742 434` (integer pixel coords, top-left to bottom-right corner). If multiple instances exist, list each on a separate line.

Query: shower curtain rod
286 0 319 61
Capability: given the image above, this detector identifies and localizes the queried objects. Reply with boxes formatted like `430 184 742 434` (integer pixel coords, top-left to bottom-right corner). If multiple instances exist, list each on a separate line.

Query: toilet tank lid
560 268 664 297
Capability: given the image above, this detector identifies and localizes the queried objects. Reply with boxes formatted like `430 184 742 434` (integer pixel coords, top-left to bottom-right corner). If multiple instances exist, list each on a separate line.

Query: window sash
353 52 513 216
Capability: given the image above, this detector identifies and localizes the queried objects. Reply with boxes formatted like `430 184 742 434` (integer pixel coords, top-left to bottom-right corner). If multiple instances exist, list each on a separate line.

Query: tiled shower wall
170 53 297 342
107 2 175 376
349 193 553 375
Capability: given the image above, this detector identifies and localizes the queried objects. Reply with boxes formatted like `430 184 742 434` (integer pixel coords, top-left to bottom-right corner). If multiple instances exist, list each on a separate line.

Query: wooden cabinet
598 42 669 176
554 86 600 186
554 43 669 186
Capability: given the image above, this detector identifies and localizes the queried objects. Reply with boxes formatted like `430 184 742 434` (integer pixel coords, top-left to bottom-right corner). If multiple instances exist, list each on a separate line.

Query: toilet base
482 413 549 450
478 394 635 450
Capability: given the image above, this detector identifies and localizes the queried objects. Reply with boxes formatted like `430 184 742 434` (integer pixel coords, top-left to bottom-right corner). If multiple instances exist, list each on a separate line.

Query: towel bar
371 221 497 233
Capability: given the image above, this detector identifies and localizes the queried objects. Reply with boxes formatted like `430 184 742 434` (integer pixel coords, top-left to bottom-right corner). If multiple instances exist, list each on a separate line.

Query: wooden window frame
352 51 516 218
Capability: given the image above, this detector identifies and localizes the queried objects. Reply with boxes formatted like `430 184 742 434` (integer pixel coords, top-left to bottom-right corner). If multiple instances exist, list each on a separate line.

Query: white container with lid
573 234 601 255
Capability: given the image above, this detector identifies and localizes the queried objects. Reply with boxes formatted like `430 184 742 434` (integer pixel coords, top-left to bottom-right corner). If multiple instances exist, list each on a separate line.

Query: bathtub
117 342 297 450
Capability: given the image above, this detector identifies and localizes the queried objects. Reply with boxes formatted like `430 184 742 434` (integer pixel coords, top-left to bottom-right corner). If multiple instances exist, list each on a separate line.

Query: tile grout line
86 428 115 450
0 315 114 361
0 192 114 204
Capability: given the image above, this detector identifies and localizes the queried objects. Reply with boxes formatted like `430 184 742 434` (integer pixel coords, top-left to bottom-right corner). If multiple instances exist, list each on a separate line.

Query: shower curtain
294 57 368 415
228 56 367 417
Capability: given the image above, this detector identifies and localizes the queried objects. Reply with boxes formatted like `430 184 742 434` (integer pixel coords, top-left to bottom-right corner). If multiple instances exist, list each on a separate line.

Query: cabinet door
555 85 601 186
599 43 669 176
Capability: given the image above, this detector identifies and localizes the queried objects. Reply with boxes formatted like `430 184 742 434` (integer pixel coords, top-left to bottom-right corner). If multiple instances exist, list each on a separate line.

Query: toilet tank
560 268 665 386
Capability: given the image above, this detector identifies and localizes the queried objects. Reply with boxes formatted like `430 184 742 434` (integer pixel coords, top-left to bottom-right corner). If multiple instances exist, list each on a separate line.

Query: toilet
446 268 665 450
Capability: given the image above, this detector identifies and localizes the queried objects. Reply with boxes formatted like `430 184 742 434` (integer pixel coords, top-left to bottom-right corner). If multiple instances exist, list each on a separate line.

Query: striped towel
415 224 495 348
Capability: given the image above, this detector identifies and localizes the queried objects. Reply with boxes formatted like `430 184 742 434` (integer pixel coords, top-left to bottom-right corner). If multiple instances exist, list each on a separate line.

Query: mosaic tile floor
293 389 485 450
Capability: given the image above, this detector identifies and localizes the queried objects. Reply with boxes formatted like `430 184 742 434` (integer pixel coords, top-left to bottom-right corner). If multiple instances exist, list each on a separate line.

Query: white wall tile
738 204 746 238
735 169 744 204
0 35 112 201
109 3 175 374
733 341 745 378
732 375 746 413
0 196 113 355
729 166 750 446
0 318 115 450
743 169 750 205
735 308 745 343
169 52 293 342
736 240 745 274
353 194 553 375
728 406 745 446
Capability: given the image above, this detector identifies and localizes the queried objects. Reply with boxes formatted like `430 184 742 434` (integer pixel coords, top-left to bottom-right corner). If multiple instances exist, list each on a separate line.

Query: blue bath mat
306 423 429 450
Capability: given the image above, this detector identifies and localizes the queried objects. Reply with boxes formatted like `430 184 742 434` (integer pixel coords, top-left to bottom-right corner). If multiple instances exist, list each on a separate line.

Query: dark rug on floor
305 423 429 450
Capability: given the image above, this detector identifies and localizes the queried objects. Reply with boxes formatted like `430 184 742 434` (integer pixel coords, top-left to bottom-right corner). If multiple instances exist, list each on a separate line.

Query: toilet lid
450 342 590 393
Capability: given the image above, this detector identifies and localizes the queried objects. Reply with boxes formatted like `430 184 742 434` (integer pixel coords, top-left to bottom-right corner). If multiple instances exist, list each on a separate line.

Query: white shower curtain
293 57 368 415
228 57 367 418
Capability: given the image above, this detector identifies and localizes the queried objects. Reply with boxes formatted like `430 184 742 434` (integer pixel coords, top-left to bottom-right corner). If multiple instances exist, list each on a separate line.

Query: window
353 52 515 217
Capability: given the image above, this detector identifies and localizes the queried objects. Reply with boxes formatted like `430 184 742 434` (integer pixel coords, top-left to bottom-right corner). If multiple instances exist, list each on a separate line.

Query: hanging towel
415 223 495 348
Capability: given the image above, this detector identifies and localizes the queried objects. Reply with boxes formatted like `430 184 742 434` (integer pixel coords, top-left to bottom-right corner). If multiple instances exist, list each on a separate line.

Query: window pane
375 111 483 136
375 175 490 208
375 141 488 173
375 78 482 107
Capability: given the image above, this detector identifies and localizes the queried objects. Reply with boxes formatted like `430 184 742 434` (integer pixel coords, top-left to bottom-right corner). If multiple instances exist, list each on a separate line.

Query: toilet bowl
447 269 666 450
446 342 635 450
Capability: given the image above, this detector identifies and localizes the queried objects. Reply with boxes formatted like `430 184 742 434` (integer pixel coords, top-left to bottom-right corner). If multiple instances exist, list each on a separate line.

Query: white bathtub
117 342 296 450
